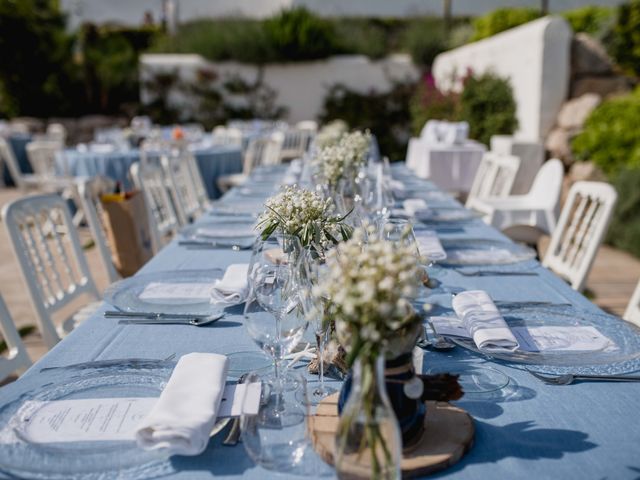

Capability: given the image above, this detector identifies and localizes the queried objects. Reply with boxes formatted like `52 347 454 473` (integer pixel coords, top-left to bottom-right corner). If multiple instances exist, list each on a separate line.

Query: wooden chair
161 150 205 225
130 163 180 253
466 152 521 210
77 176 121 284
623 280 640 327
2 194 101 349
211 126 243 148
0 294 32 382
279 128 314 161
543 181 617 292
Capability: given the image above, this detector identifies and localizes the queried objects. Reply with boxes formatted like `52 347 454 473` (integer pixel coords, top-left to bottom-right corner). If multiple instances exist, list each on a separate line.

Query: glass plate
449 307 640 374
0 362 176 480
180 221 257 246
440 239 537 266
415 207 480 224
104 270 225 315
427 365 510 394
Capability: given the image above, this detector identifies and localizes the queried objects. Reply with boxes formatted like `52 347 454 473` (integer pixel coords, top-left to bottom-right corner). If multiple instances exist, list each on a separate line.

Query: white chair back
243 132 285 174
543 181 617 292
46 123 67 145
130 163 180 253
77 176 121 284
185 151 209 210
280 129 315 161
0 137 26 189
0 294 32 381
295 120 318 132
26 140 63 177
211 126 243 148
161 150 204 225
624 280 640 327
2 194 101 348
466 152 521 207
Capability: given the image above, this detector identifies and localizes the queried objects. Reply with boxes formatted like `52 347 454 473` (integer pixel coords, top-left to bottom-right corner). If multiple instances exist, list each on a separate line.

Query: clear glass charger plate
415 207 480 224
427 364 510 394
440 238 537 266
449 306 640 375
104 269 226 315
0 362 176 480
180 221 257 247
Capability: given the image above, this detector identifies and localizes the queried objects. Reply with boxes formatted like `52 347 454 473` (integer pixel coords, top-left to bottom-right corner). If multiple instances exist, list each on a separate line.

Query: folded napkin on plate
135 352 229 456
446 247 514 264
402 198 428 216
195 225 255 239
210 263 249 306
451 290 518 352
414 230 447 261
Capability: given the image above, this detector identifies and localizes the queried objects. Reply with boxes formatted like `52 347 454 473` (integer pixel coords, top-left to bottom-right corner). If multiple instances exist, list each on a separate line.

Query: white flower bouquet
315 130 372 187
315 119 349 149
256 185 353 258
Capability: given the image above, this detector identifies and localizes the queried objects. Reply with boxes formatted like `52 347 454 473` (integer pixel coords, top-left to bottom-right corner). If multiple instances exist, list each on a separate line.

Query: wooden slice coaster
309 393 474 478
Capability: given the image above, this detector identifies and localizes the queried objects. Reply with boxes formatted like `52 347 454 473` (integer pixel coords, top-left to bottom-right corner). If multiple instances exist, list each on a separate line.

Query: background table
405 138 486 195
2 164 639 479
59 145 243 199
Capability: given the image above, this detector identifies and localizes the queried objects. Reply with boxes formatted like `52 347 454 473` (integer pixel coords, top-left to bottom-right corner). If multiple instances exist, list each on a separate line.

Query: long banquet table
2 163 640 479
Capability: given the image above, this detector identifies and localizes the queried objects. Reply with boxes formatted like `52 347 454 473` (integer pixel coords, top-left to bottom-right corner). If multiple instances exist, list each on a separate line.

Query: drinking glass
245 233 309 383
363 163 394 225
241 371 310 473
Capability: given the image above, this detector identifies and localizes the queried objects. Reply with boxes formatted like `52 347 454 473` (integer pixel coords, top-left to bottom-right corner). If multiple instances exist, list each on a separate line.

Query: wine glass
363 163 394 226
245 233 309 384
297 252 337 404
241 371 310 472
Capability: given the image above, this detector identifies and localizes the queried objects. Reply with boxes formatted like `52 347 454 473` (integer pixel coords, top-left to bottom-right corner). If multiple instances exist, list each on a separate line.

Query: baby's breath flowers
314 225 423 366
256 185 352 258
314 119 348 149
315 130 372 186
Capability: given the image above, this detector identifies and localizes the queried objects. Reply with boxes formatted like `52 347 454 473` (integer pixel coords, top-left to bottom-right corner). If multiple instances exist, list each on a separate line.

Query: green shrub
608 0 640 77
562 6 615 39
320 82 416 162
572 89 640 176
264 8 338 61
409 74 462 135
459 72 518 146
471 8 541 41
401 18 449 66
606 167 640 258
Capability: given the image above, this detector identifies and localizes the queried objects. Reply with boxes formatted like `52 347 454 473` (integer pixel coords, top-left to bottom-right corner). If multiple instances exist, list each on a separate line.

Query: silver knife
104 310 220 320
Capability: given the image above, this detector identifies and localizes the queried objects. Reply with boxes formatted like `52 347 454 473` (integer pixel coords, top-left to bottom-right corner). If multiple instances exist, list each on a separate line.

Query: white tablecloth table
405 138 486 194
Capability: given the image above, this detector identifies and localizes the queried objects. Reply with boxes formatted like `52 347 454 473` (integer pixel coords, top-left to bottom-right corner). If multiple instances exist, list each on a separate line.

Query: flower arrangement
315 130 372 186
315 119 349 149
256 185 353 258
315 226 422 366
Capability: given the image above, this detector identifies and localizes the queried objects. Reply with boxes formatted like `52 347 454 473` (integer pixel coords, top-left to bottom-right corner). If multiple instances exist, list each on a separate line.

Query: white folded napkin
451 290 519 352
446 248 514 265
414 230 447 261
402 198 428 216
210 263 249 306
135 352 229 456
195 225 255 239
389 179 405 191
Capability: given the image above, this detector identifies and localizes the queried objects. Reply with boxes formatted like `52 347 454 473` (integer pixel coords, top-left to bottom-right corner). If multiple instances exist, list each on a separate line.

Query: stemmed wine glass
244 233 309 384
297 251 337 404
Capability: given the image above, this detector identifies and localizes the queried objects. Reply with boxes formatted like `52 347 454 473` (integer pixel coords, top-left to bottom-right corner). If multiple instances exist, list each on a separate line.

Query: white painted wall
140 54 419 122
432 16 572 141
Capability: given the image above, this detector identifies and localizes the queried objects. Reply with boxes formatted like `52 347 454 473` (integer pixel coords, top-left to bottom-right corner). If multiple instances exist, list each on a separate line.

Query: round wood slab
309 393 474 478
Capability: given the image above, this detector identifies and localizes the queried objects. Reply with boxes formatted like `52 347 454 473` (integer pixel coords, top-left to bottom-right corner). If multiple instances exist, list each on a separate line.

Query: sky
60 0 628 27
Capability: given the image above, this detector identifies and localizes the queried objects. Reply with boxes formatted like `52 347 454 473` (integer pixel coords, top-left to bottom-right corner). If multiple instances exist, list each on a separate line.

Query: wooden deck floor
0 187 638 370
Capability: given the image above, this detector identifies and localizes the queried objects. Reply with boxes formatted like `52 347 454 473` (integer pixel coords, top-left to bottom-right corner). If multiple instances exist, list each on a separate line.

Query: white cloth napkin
135 352 229 456
402 198 428 216
452 290 519 352
210 263 249 306
446 248 514 265
414 230 447 261
195 225 255 239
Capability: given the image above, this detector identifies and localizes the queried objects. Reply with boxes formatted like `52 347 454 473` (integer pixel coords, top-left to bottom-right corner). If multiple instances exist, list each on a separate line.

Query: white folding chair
472 159 564 234
280 129 315 161
466 152 521 210
217 132 285 192
161 150 205 225
295 120 318 132
0 294 32 381
130 163 180 253
543 181 617 292
211 126 243 148
46 123 67 145
624 280 640 327
77 176 121 284
2 194 101 348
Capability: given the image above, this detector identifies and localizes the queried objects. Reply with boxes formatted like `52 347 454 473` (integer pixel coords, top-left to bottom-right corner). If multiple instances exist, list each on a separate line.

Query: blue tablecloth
2 164 639 479
60 146 243 199
2 134 32 186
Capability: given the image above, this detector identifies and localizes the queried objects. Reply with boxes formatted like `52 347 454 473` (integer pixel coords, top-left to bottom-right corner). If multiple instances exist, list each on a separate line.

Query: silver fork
528 370 640 385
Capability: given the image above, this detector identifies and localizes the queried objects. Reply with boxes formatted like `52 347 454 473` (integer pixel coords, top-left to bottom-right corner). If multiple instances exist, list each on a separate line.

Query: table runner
3 163 639 479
